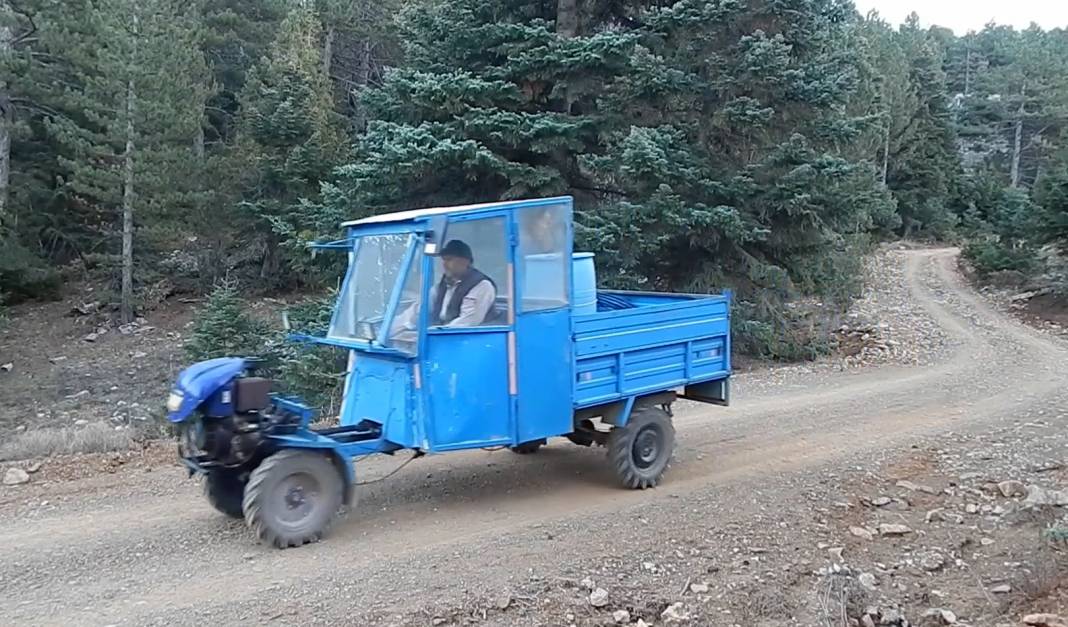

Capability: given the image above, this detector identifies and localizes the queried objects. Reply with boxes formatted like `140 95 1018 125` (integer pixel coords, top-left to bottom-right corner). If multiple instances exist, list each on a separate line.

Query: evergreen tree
319 0 639 217
200 0 288 145
233 4 347 286
45 0 210 321
185 280 270 360
882 15 963 238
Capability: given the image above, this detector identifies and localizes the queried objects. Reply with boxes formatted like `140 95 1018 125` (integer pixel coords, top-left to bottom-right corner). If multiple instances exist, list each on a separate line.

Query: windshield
329 233 413 342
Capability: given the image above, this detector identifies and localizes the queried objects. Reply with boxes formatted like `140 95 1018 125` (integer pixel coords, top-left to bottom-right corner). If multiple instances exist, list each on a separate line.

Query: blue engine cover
168 357 247 423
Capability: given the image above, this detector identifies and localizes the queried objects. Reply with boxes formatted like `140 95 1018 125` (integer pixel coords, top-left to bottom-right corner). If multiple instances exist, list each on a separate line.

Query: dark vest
432 268 495 325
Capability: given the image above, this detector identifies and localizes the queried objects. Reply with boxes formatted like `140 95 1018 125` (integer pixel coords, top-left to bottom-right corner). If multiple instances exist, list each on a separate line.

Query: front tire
242 450 344 549
203 470 246 518
608 405 675 489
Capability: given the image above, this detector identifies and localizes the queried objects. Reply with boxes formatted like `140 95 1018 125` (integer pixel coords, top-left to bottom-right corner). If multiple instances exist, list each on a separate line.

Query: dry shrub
0 423 135 461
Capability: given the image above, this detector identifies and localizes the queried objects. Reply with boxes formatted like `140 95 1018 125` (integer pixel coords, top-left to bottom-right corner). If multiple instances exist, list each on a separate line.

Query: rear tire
203 470 246 519
607 405 675 489
242 450 344 549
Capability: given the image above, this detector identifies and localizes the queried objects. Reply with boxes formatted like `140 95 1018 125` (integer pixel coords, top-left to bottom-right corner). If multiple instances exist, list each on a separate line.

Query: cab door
422 214 514 451
513 199 575 443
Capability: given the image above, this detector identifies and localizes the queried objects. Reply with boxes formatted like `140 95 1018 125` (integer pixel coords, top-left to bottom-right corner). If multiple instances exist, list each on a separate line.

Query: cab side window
517 203 570 312
431 216 510 326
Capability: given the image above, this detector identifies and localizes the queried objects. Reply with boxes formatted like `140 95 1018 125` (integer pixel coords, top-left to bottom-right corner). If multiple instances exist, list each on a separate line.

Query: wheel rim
632 425 662 469
274 471 321 528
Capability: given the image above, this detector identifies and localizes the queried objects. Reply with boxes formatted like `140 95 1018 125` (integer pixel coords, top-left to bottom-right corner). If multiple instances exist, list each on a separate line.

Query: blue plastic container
572 252 597 316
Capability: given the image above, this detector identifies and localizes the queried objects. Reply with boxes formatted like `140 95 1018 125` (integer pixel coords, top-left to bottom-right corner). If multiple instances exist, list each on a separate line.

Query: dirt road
1 248 1065 626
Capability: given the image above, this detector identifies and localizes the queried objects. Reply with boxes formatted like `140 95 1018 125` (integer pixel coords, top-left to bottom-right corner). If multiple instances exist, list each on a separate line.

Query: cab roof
340 196 572 228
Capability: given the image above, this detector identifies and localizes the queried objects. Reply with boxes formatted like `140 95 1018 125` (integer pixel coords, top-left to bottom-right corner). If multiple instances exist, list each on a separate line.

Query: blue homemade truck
166 196 731 548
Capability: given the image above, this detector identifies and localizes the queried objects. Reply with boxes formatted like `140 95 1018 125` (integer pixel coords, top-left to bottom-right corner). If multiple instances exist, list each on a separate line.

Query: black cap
440 239 473 261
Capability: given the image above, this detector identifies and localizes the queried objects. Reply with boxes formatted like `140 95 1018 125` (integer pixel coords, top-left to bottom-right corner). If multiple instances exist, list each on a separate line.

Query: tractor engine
182 376 279 467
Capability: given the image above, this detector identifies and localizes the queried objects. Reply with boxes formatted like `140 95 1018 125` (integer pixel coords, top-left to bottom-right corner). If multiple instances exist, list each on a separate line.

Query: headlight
166 391 184 412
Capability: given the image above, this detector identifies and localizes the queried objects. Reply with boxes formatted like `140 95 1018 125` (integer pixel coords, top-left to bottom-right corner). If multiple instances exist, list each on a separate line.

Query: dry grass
0 423 136 461
815 572 873 627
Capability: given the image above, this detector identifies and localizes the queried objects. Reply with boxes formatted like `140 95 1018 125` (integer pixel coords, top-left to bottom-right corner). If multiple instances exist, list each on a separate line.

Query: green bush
271 294 347 416
185 280 272 361
0 234 62 304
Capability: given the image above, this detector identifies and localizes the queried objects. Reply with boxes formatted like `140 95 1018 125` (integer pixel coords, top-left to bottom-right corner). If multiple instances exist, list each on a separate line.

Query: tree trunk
881 120 890 186
1011 94 1024 189
0 22 12 226
557 0 579 38
121 79 136 324
0 93 10 228
352 39 371 130
964 48 972 97
194 121 205 159
323 26 335 78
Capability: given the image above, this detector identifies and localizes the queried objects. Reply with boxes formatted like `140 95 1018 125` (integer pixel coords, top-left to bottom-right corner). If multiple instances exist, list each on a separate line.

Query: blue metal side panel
515 308 573 442
573 295 730 408
340 354 420 448
424 332 512 451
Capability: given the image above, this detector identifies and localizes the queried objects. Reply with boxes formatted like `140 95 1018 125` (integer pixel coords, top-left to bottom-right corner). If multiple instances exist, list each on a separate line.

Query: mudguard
167 357 246 423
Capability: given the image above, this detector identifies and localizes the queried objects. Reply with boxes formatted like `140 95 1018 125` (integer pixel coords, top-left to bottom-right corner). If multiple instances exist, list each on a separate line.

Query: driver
391 239 497 334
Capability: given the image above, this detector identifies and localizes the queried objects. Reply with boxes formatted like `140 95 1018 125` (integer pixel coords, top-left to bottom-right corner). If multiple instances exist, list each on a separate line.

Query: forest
1 0 1067 365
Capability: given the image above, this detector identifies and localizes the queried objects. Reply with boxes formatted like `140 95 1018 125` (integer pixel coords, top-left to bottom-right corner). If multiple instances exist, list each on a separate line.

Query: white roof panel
340 197 572 228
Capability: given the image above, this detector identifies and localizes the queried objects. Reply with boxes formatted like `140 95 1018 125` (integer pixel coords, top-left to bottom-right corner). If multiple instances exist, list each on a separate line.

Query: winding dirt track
0 249 1065 626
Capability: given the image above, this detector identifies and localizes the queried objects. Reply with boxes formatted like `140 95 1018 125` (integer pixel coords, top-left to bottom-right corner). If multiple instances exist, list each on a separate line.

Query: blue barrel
572 252 597 316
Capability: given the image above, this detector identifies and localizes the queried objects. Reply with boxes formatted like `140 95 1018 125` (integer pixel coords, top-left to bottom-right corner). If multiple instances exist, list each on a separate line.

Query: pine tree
200 0 288 145
233 4 347 286
44 0 210 321
320 0 639 217
185 280 270 360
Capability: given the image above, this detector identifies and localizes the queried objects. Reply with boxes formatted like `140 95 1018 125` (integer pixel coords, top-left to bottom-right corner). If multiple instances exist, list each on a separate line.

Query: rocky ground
0 247 1066 627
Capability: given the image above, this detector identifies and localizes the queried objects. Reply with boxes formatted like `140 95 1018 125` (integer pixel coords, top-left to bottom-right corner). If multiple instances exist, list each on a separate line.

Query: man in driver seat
432 239 496 326
391 239 497 335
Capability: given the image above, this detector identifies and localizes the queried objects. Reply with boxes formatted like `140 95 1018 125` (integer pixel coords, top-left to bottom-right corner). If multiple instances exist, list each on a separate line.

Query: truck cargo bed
572 291 730 408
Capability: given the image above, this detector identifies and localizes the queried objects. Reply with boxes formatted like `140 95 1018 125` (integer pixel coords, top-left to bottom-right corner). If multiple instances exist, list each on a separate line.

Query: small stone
878 524 913 536
1023 614 1068 627
980 537 995 546
84 332 98 342
74 419 89 426
3 468 30 486
965 504 979 514
990 584 1011 594
635 620 651 627
1024 486 1068 507
661 603 690 623
612 610 631 624
689 583 709 594
850 526 874 540
580 577 595 590
997 480 1028 498
897 480 938 494
922 608 957 625
26 461 42 474
0 362 12 372
925 509 946 523
589 588 609 608
496 595 511 610
15 425 26 432
858 572 878 590
959 472 984 481
920 552 946 572
872 496 893 507
829 547 845 562
861 615 876 627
